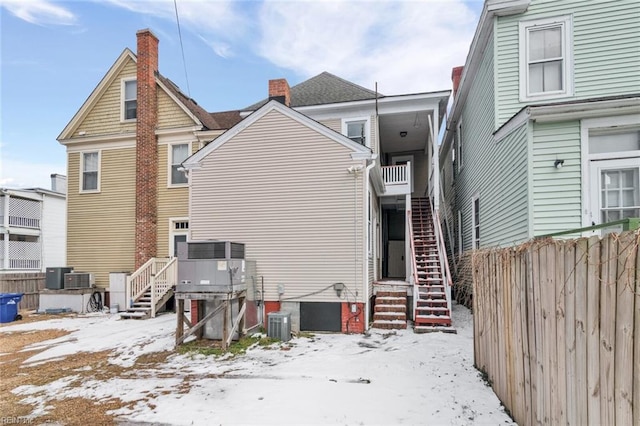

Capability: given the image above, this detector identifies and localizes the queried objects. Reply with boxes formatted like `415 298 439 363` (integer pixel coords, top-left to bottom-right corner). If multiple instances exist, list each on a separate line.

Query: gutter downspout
364 157 376 331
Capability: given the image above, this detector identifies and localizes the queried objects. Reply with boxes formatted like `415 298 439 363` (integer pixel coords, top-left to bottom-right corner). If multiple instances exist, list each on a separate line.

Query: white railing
429 199 453 315
382 163 412 195
8 216 40 229
151 257 178 318
7 240 41 270
126 257 176 318
382 164 408 185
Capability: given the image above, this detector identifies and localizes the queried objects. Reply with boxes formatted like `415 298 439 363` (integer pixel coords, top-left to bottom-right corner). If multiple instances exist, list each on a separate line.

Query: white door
589 158 640 229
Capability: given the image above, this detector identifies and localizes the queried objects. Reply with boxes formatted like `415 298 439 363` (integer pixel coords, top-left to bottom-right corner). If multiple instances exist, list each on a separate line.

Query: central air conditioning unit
176 240 247 293
64 272 94 289
46 267 73 290
267 311 291 342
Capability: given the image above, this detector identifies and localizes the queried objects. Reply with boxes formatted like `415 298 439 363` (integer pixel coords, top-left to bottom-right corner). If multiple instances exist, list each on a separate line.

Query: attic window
123 79 137 120
343 118 370 147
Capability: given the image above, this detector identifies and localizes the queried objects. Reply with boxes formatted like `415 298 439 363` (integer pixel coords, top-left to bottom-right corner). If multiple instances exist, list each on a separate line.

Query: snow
2 304 515 425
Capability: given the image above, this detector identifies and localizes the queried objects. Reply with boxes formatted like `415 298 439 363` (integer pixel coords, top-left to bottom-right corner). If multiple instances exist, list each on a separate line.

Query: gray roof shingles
244 71 383 110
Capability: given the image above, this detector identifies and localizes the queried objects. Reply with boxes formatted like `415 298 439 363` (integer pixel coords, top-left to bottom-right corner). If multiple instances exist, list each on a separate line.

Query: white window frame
168 142 191 187
471 195 480 250
342 117 371 148
580 114 640 228
456 121 463 172
519 15 573 102
121 78 137 122
80 151 101 193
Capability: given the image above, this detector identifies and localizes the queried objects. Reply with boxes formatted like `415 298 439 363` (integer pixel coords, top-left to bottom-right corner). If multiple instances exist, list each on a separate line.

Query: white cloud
256 0 477 94
0 157 65 190
1 0 77 25
101 0 244 57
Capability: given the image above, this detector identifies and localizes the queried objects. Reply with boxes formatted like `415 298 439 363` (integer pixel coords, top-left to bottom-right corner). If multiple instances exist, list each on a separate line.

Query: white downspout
364 157 376 331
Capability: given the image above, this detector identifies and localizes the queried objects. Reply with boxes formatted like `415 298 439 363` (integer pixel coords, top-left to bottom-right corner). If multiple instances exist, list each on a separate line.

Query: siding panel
67 147 136 287
495 0 640 127
455 37 529 250
532 121 582 235
76 59 137 137
190 109 365 303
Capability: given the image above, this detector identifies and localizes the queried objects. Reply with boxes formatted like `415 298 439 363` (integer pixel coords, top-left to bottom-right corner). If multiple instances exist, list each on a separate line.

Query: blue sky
1 0 482 189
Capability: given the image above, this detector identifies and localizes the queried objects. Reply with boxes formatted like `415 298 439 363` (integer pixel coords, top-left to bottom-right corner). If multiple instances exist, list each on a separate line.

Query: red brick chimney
268 79 291 107
135 29 159 268
451 66 464 99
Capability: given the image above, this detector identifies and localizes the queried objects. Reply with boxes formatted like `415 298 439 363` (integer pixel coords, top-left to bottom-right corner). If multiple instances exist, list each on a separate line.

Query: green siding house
441 0 640 255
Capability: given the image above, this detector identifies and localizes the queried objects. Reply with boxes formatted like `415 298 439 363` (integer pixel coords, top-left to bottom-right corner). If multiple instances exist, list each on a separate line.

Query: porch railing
127 257 172 310
382 164 408 185
151 257 178 318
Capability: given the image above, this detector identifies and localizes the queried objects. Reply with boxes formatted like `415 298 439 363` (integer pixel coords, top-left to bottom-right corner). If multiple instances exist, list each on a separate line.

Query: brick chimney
135 29 159 268
268 79 291 107
451 66 464 99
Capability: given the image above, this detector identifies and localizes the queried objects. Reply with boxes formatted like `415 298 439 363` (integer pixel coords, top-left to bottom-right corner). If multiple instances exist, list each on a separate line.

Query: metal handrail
407 209 420 321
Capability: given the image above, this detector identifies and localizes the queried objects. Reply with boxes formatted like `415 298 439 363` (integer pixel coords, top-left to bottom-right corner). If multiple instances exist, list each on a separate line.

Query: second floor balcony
381 163 412 196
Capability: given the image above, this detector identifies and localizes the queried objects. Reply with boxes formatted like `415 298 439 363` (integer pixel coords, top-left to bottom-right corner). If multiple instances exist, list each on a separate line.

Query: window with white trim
342 118 370 147
81 151 100 192
519 16 573 101
170 144 189 185
472 196 480 249
123 79 137 120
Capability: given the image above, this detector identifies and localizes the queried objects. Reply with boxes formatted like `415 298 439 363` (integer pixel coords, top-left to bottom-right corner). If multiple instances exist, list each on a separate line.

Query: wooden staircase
120 257 177 320
411 198 456 333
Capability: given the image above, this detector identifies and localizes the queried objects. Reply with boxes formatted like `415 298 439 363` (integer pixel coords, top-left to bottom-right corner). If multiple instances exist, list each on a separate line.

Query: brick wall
134 29 159 268
341 302 365 334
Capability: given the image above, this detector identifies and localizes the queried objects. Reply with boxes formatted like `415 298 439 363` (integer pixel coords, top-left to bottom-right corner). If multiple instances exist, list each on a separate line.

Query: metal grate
188 242 226 259
230 243 244 259
267 312 291 342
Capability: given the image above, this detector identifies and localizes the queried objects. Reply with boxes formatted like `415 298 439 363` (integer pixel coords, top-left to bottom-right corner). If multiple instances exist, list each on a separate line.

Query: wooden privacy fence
0 272 45 311
472 230 639 426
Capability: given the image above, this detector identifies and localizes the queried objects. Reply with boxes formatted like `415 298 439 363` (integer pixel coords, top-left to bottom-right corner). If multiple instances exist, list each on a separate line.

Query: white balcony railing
381 163 412 195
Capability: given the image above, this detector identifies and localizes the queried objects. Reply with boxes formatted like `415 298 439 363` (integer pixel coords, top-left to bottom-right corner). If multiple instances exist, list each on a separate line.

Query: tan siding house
188 106 369 303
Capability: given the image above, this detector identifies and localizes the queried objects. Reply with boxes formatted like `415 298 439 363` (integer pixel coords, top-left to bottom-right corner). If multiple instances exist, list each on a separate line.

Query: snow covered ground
1 303 515 425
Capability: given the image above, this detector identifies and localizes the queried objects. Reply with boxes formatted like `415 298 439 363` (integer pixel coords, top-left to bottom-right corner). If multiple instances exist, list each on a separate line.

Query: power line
173 0 191 97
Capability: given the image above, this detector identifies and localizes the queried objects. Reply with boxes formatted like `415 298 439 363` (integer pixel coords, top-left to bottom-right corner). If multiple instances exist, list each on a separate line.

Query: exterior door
589 158 640 230
387 240 405 278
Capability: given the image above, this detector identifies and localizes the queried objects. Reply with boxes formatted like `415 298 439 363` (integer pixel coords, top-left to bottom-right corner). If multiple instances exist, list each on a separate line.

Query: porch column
2 194 9 270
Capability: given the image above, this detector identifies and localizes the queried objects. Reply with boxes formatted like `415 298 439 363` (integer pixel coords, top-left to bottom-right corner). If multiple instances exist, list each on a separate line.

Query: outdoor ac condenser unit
64 272 94 289
267 311 291 342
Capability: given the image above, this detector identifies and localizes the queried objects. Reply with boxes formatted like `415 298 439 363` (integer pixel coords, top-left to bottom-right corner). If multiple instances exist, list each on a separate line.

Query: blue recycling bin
0 293 24 323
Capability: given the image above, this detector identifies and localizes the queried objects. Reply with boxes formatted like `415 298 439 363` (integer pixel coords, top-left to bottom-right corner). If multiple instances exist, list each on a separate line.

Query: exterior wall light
554 159 565 169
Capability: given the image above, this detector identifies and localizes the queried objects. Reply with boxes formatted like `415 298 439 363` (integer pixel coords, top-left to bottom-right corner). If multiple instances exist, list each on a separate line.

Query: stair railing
126 257 173 314
127 257 156 306
151 257 178 318
429 198 453 315
407 210 420 322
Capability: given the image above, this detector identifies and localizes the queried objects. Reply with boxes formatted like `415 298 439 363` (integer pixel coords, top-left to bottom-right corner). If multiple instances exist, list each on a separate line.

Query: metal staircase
120 257 177 320
410 198 456 333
